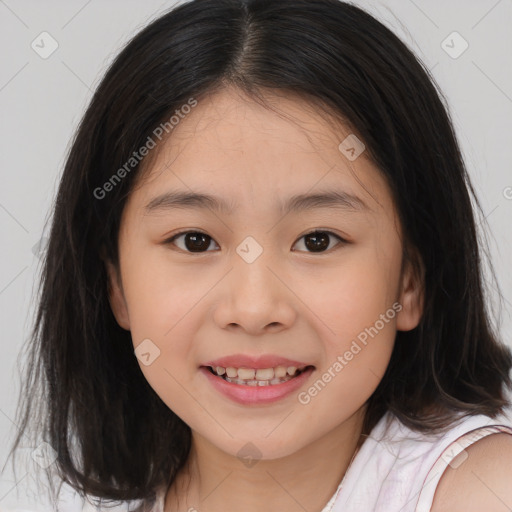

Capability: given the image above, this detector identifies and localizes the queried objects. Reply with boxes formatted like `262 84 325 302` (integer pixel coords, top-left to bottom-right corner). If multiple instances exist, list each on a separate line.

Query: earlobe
105 259 131 330
396 251 425 332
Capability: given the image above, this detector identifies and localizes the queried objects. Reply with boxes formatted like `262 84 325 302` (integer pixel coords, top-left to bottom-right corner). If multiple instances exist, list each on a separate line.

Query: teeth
211 364 307 381
275 366 288 378
237 368 256 380
255 368 274 380
224 376 292 386
226 367 238 378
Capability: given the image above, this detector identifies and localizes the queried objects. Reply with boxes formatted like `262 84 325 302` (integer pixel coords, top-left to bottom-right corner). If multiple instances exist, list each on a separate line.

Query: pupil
305 232 329 252
185 232 210 252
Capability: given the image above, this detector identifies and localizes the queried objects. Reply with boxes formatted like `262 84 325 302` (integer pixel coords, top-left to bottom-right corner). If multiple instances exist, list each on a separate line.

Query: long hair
7 0 512 508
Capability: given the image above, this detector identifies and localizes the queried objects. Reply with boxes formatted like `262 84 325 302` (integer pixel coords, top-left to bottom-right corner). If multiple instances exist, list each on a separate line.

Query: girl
8 0 512 511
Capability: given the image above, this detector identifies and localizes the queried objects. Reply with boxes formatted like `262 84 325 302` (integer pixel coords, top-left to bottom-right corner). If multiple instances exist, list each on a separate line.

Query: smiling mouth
204 364 315 386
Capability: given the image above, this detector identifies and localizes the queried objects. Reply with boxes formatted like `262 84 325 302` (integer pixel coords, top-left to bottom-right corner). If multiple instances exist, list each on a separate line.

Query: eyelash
163 229 348 254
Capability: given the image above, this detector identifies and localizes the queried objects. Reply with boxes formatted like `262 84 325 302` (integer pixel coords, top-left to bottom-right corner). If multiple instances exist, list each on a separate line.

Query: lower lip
199 366 315 405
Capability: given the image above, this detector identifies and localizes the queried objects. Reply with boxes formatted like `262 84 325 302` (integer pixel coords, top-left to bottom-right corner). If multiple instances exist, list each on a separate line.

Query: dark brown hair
7 0 512 509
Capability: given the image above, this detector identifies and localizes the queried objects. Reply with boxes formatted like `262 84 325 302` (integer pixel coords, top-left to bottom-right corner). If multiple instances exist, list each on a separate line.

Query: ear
104 258 131 330
396 248 424 331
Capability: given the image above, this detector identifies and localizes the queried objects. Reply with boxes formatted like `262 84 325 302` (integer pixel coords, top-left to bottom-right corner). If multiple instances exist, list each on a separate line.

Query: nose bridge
232 234 279 301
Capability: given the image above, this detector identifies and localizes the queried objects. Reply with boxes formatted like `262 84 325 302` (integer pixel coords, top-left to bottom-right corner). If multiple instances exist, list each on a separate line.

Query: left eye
164 230 346 254
292 230 345 253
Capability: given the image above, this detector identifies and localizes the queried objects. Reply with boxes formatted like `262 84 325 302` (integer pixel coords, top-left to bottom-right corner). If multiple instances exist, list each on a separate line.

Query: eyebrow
144 188 368 216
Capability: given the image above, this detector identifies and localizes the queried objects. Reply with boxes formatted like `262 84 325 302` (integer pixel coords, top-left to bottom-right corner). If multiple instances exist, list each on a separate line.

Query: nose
213 251 297 336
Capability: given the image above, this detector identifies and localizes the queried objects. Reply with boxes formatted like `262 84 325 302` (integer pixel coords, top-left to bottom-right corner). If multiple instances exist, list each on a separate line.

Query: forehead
129 87 394 218
152 87 357 163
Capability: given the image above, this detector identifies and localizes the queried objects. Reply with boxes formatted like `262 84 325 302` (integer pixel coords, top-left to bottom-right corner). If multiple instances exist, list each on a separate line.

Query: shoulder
430 432 512 512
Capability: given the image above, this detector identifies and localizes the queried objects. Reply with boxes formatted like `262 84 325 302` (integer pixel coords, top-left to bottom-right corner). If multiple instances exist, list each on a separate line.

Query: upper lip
202 354 313 370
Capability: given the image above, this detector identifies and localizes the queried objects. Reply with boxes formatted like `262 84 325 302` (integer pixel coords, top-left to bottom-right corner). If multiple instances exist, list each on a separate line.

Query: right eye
164 230 220 253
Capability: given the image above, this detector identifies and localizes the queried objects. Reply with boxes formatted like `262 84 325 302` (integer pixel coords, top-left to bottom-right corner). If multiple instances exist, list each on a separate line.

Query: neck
165 406 367 512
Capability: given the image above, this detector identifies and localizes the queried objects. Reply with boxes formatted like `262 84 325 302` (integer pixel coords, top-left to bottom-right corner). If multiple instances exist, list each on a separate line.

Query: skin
431 433 512 511
106 86 424 511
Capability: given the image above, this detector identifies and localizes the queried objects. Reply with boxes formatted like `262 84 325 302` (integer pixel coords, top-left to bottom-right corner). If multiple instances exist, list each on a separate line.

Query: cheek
298 247 400 391
293 305 397 454
296 328 394 443
121 248 209 341
298 255 399 418
299 249 401 340
120 251 205 401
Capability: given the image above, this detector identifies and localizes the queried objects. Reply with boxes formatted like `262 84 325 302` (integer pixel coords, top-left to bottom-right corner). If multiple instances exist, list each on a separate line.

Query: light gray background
1 0 511 510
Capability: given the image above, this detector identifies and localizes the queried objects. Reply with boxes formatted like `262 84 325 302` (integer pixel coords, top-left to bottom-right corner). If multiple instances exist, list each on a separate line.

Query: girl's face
107 87 423 460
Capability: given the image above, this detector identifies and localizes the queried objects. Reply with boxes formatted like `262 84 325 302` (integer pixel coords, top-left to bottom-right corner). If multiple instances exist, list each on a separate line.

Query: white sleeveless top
82 410 512 512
